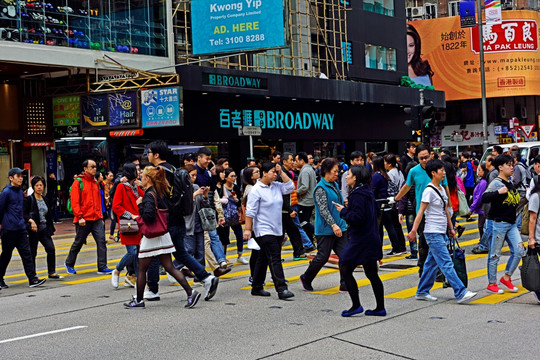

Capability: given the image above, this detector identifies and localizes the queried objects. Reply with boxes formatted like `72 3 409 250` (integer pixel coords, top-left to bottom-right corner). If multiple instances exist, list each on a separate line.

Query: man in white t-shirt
407 159 477 304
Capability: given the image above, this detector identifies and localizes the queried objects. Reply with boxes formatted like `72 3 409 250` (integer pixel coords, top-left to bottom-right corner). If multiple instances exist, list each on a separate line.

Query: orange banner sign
408 10 540 100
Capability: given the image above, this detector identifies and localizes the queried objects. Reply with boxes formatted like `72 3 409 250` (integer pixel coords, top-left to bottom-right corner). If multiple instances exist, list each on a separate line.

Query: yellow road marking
472 285 529 304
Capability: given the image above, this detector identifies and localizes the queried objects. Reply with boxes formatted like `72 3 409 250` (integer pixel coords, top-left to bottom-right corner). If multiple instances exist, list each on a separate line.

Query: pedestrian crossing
2 215 535 306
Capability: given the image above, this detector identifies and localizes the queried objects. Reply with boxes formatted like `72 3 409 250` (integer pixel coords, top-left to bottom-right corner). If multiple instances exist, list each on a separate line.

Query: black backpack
163 166 194 216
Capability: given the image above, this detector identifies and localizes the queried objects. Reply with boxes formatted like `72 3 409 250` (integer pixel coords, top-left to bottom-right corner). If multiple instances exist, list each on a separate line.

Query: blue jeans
417 233 466 300
184 231 205 268
405 214 417 256
116 244 138 275
478 219 492 251
209 229 226 264
488 221 524 284
291 205 314 249
170 225 210 281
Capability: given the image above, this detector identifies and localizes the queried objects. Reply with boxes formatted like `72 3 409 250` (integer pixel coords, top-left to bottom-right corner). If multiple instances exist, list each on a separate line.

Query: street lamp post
477 0 489 152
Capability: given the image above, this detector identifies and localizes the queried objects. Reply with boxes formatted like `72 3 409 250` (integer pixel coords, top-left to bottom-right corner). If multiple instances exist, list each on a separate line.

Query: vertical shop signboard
141 86 183 128
108 92 138 128
81 94 108 129
52 96 81 137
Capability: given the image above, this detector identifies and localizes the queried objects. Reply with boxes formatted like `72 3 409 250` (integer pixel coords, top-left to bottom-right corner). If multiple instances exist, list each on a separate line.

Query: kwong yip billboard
190 0 286 55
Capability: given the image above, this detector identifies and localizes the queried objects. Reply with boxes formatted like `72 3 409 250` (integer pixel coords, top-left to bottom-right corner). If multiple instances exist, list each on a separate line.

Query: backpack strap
426 184 446 209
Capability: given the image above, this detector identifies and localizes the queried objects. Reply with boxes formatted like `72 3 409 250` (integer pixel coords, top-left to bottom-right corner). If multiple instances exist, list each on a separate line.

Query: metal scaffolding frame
172 0 349 79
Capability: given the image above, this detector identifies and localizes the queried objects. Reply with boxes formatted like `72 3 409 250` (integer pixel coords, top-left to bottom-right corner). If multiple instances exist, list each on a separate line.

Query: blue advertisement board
108 92 138 128
190 0 286 55
141 87 183 128
81 94 108 128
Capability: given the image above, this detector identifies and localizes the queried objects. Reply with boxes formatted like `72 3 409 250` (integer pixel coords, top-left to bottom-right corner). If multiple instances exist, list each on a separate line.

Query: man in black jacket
0 168 46 289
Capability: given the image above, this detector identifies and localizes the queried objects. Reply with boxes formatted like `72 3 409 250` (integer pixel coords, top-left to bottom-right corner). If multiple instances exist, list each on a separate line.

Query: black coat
339 184 382 266
23 194 56 237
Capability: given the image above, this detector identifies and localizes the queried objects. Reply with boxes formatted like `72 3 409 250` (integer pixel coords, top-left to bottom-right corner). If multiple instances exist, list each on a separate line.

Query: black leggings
339 261 385 311
136 254 192 302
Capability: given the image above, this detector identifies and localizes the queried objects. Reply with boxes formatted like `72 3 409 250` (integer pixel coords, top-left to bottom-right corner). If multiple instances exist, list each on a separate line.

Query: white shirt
422 184 449 234
245 179 295 238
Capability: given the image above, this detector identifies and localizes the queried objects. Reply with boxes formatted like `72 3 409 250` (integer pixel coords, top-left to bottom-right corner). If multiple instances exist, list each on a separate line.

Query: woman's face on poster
407 34 415 63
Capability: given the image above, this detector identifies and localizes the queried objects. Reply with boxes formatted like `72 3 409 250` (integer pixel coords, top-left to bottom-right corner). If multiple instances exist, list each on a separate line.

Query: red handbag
136 192 168 238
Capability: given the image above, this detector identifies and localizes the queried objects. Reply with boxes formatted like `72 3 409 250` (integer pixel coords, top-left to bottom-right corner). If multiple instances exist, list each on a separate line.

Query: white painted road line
0 326 87 344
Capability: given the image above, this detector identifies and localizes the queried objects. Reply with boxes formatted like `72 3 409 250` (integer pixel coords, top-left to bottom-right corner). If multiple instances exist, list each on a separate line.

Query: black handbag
119 218 139 234
449 238 468 287
521 247 540 291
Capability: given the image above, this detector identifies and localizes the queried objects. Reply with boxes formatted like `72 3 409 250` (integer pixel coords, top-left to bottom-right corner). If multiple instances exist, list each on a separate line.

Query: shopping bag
450 238 468 287
521 247 540 291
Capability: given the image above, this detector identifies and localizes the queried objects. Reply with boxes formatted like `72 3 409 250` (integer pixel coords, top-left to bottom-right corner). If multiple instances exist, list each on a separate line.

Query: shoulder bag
521 247 540 291
136 192 168 238
119 218 139 234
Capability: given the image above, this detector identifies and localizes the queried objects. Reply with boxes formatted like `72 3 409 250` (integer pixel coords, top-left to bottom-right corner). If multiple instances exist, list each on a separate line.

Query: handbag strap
427 184 446 209
149 190 159 210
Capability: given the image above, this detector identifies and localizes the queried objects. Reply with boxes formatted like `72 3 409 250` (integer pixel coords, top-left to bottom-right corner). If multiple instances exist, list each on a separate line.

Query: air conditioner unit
412 6 424 17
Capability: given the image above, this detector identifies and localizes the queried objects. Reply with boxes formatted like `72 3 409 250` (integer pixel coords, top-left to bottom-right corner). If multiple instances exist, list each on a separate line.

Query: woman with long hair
216 168 247 264
470 164 489 253
111 163 144 289
372 156 406 256
123 166 200 309
24 176 61 279
334 166 385 317
407 23 434 86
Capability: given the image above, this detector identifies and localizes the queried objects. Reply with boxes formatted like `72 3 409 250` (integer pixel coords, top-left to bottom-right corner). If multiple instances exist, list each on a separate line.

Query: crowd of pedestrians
1 141 539 313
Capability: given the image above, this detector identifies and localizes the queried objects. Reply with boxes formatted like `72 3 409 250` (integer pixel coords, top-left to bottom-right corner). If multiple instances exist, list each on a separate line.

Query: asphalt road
0 216 538 359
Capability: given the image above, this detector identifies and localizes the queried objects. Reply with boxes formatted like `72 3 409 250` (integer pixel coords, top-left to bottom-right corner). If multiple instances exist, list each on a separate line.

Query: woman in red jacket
111 163 145 288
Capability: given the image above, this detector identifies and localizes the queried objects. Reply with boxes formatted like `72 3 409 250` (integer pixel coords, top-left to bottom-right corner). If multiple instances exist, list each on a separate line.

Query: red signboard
471 19 538 54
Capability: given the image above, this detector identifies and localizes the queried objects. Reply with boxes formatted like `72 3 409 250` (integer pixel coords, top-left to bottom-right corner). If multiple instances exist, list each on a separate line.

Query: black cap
8 167 24 177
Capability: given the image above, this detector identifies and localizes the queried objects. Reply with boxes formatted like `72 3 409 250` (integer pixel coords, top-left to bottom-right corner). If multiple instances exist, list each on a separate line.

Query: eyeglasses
419 155 430 160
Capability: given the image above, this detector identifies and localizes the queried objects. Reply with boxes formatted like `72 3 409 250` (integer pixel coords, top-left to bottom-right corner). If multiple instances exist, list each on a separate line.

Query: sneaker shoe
499 277 518 292
185 290 201 308
111 269 120 289
278 289 295 300
48 273 63 280
455 225 465 238
415 294 438 301
124 274 136 288
299 274 313 291
143 289 161 301
405 254 418 260
65 263 76 274
29 278 46 288
124 296 145 309
97 268 113 275
457 290 478 303
386 251 398 256
486 284 504 294
471 247 489 254
293 254 308 261
534 291 540 304
0 280 8 289
203 275 219 301
237 256 249 265
339 284 348 293
251 288 271 297
304 246 316 253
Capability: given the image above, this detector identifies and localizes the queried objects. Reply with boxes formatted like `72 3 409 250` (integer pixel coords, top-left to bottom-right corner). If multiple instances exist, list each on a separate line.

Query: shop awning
168 145 203 155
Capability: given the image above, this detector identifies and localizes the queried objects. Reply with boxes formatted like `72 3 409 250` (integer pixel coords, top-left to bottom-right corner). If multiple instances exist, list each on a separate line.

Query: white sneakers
111 269 120 289
143 289 160 301
457 291 478 304
237 256 249 265
415 294 438 301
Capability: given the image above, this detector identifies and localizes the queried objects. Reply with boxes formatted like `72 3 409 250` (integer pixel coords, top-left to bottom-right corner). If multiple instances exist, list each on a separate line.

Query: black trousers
297 205 315 241
282 213 305 257
65 220 107 271
252 235 288 292
303 232 348 285
0 229 36 280
29 229 57 275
